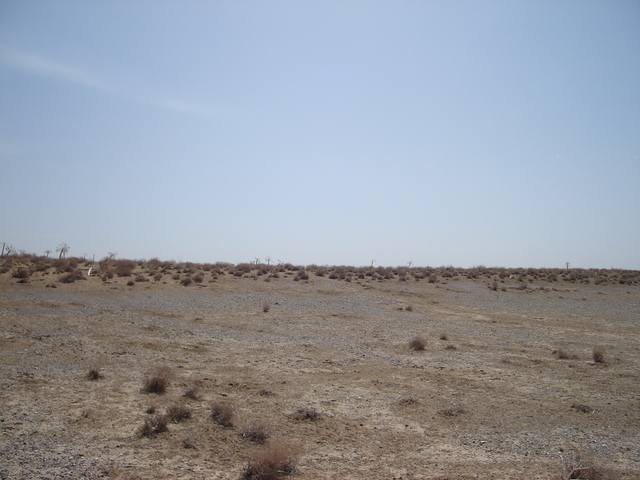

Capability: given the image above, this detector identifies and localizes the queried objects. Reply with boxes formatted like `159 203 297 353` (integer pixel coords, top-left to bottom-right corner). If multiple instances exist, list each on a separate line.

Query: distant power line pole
565 261 571 270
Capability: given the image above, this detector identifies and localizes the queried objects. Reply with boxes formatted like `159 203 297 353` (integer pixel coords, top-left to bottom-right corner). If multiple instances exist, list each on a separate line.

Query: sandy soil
1 267 639 479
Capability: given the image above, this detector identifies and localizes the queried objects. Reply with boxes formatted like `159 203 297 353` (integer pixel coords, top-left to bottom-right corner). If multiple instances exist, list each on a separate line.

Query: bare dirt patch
1 266 639 479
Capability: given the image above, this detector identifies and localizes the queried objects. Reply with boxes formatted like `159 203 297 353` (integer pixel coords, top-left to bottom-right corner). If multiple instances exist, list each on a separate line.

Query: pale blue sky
1 1 639 268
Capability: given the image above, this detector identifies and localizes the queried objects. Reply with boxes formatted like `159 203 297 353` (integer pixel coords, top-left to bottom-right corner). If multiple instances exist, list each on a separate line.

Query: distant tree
106 252 117 260
44 250 51 258
57 242 70 259
1 243 16 258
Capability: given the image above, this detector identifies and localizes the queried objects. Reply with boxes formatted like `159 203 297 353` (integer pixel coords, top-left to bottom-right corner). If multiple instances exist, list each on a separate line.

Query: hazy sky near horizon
1 1 639 268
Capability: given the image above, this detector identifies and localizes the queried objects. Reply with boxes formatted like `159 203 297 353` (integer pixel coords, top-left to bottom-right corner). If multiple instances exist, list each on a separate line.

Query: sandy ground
1 267 639 479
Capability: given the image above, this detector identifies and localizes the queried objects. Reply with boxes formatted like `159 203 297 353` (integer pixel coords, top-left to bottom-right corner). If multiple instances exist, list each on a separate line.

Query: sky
1 1 639 269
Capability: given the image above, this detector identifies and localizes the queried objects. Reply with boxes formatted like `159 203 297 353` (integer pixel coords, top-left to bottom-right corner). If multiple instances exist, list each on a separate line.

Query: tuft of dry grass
592 346 605 364
560 449 603 480
86 367 103 381
293 407 320 421
397 396 419 406
240 422 270 444
143 366 172 394
211 400 235 427
571 403 593 414
167 404 192 423
243 439 301 480
439 406 467 417
137 414 168 437
409 335 426 351
183 386 201 400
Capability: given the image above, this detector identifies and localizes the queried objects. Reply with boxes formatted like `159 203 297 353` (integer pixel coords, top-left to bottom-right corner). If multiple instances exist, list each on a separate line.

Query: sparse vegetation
0 254 637 478
167 404 192 423
243 439 301 480
240 422 270 444
86 368 103 381
143 367 172 394
409 335 426 351
183 386 201 400
560 449 603 480
397 396 419 406
293 407 320 421
211 400 235 427
592 346 605 364
571 403 593 414
439 406 467 417
137 414 168 437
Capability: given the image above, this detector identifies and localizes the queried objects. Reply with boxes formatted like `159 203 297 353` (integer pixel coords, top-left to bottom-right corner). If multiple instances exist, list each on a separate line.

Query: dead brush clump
243 439 301 480
240 422 271 444
409 335 427 351
293 407 320 421
554 348 578 360
439 406 467 417
137 414 169 438
560 449 604 480
183 386 201 400
167 404 192 423
59 270 84 283
143 367 172 394
592 346 605 364
13 267 31 280
211 400 235 427
86 367 103 381
571 403 593 414
397 396 419 407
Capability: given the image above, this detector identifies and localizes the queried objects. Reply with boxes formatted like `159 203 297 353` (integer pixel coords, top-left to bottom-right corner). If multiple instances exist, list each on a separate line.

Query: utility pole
565 262 570 271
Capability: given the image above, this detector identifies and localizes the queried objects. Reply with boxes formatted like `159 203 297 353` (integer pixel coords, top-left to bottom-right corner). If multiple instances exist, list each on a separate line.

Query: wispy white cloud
0 45 207 115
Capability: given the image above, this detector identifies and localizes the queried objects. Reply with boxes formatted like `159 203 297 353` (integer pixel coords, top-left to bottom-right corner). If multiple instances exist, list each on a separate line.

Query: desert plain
1 259 639 479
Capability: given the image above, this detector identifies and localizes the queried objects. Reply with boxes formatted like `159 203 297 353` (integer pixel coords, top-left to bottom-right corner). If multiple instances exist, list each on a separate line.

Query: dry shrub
143 367 172 394
183 386 201 400
114 260 135 277
397 397 419 406
592 346 605 363
243 439 301 480
293 407 320 421
409 336 426 351
439 406 467 417
13 267 31 279
86 368 103 381
211 400 235 427
167 404 192 423
180 277 193 287
560 449 603 480
571 403 593 414
138 414 168 437
555 349 578 360
240 422 270 444
263 302 271 313
59 270 84 283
